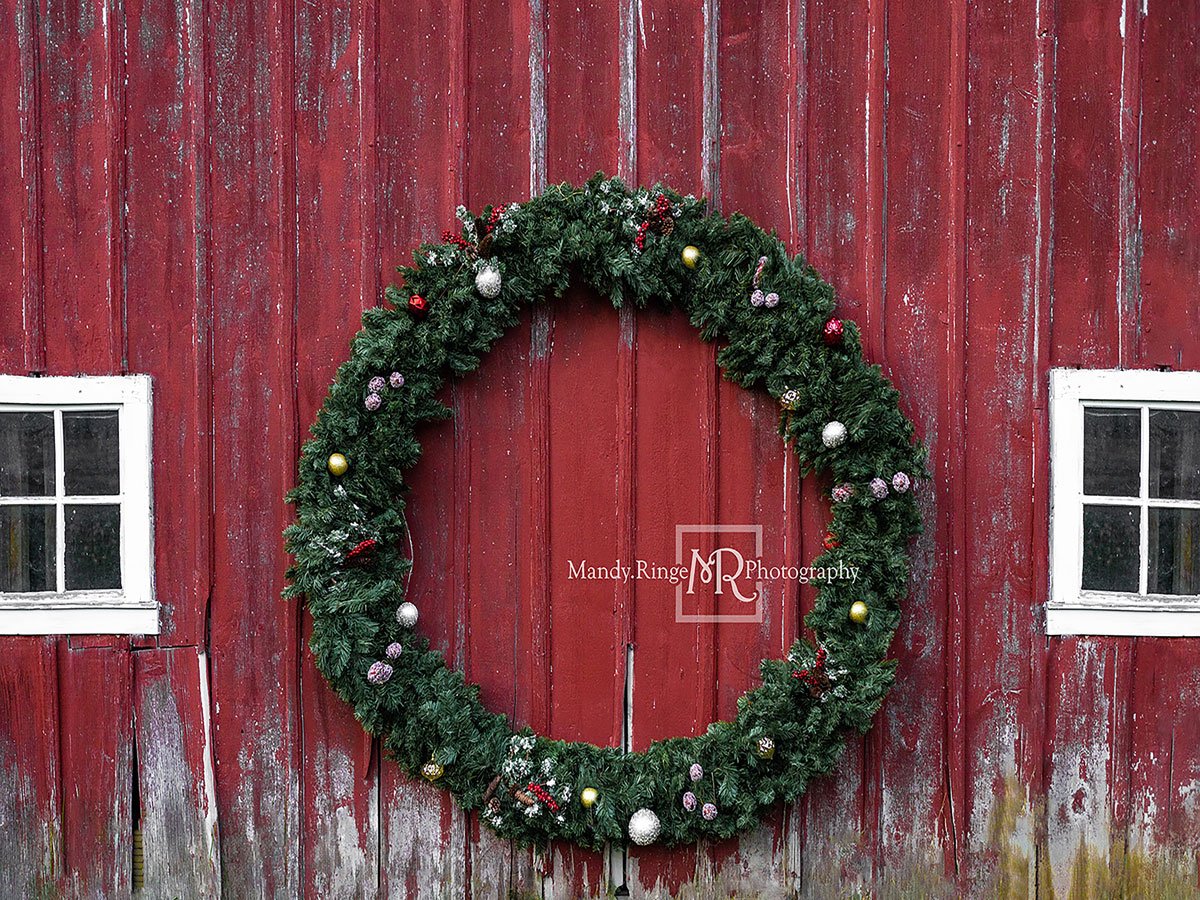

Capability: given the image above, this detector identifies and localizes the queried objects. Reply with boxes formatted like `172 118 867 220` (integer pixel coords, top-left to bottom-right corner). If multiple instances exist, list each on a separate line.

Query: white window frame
0 374 156 635
1049 368 1200 636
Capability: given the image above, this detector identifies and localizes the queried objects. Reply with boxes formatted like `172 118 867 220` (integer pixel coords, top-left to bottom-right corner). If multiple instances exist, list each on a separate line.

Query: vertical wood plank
460 0 536 894
626 1 712 895
710 0 802 892
0 639 61 898
0 14 56 895
961 0 1049 893
133 648 221 897
1126 0 1200 874
38 0 123 375
122 0 211 646
294 0 381 894
374 0 471 894
0 0 43 370
799 0 881 889
541 1 624 895
875 0 965 887
205 0 301 892
1042 1 1138 895
57 647 133 898
1136 0 1200 371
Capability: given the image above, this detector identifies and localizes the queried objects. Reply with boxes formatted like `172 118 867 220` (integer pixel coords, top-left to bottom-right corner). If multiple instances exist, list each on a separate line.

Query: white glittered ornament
821 421 848 448
475 264 502 299
628 808 661 846
396 601 419 629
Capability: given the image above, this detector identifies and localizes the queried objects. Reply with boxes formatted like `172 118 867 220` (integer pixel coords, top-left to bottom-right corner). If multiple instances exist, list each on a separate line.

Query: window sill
1047 601 1200 637
0 599 159 635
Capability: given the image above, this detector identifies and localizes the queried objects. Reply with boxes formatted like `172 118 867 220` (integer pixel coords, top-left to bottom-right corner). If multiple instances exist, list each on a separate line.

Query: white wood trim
0 374 156 635
1047 606 1200 637
1048 367 1200 637
0 604 158 636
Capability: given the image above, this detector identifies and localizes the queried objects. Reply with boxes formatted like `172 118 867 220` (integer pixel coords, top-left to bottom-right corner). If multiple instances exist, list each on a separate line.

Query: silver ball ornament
821 420 848 448
628 808 661 846
475 264 502 299
396 601 419 629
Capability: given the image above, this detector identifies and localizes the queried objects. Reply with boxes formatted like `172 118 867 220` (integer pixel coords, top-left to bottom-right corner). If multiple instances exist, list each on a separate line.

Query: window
0 375 155 635
1049 369 1200 636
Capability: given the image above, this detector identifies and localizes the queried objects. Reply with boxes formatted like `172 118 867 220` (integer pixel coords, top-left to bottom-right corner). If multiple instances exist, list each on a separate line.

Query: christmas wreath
285 175 926 850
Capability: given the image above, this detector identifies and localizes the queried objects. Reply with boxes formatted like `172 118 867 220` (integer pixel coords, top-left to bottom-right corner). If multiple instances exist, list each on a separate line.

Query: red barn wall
1 0 1198 897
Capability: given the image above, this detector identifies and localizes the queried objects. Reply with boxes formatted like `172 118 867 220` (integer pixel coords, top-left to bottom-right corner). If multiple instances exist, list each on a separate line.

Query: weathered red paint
1 0 1198 896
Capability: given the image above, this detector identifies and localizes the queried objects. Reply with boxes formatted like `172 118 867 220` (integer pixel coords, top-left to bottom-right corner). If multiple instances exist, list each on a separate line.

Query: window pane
0 505 56 591
1148 507 1200 595
64 504 121 590
1081 504 1140 592
1083 407 1141 497
0 412 56 496
63 411 120 495
1149 409 1200 501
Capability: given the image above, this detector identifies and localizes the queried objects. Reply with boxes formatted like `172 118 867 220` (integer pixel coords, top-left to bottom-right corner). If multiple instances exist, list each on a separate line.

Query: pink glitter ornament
701 803 718 821
389 371 405 389
682 791 697 812
892 472 911 493
832 483 853 503
689 763 703 782
385 642 403 659
368 376 386 393
364 393 382 411
367 661 393 685
870 477 889 499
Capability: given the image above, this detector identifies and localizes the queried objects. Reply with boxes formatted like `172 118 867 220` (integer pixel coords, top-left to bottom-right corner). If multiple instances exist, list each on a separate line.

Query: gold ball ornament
849 600 870 624
580 787 599 808
420 760 444 782
681 245 701 269
327 452 349 476
755 736 776 760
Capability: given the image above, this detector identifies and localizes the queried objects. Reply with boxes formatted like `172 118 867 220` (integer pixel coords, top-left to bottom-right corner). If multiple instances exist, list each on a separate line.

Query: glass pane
63 411 120 495
1148 508 1200 595
64 504 121 590
1081 504 1140 592
0 505 56 592
0 412 56 496
1149 409 1200 501
1083 407 1141 497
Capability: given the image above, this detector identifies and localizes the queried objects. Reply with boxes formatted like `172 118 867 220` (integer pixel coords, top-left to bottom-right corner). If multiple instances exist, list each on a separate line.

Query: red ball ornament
408 294 429 318
822 317 845 346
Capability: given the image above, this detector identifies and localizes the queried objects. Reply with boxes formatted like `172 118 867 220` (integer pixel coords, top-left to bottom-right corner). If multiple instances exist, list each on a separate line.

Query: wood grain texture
0 0 42 371
962 0 1048 894
122 0 211 647
37 0 122 375
0 0 1198 896
294 0 381 893
205 0 301 893
132 648 221 898
57 647 133 898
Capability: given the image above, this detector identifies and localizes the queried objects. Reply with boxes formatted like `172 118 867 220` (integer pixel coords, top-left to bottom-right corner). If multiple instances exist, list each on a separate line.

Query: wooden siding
0 0 1198 896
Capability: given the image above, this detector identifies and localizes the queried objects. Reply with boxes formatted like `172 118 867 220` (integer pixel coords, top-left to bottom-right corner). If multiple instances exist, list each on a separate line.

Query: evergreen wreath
285 174 926 850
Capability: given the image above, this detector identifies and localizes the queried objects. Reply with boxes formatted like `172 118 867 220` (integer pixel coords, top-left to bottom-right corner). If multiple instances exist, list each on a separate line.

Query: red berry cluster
345 538 377 566
791 645 830 696
441 229 472 251
484 204 507 235
822 531 840 550
634 194 673 251
526 782 559 812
